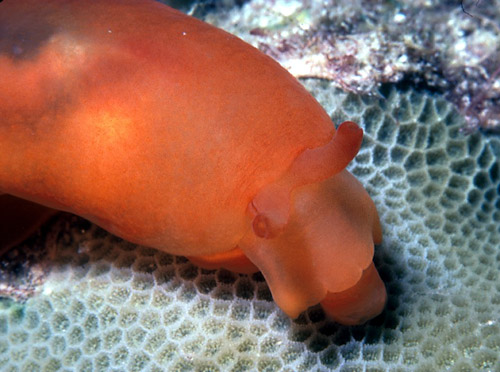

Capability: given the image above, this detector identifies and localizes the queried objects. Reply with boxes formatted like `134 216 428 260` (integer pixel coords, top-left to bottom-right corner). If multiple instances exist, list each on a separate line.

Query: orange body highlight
0 0 386 324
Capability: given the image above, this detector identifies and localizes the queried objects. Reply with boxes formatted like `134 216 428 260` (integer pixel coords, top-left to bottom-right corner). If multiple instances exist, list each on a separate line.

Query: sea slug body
0 0 386 325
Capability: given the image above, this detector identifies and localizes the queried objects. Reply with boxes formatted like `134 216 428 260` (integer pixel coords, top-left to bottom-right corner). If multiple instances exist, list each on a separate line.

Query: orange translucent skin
0 0 386 324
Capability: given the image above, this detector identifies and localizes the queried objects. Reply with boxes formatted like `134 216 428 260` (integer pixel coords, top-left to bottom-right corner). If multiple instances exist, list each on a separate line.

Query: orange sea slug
0 0 386 325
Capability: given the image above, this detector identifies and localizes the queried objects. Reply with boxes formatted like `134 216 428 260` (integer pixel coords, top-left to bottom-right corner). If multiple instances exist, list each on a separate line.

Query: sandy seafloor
1 1 499 371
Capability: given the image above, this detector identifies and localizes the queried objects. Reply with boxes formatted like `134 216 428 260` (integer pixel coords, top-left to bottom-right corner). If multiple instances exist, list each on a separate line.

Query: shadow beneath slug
0 211 67 302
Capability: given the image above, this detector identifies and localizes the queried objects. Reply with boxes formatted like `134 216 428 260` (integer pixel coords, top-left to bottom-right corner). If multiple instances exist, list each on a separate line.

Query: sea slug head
239 122 386 325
